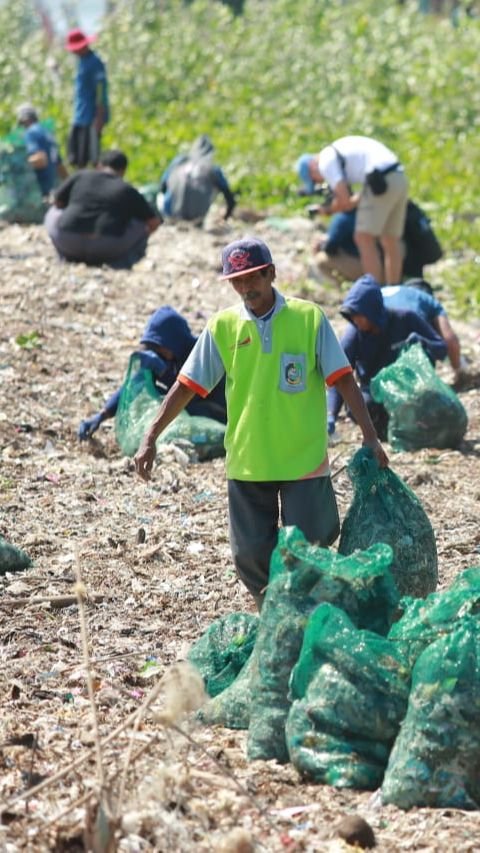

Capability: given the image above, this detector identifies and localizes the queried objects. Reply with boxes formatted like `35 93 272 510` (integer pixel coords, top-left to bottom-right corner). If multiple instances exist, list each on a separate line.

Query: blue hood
340 275 387 330
140 306 197 364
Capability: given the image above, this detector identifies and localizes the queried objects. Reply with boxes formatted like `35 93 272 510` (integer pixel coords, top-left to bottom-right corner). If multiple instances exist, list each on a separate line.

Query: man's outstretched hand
134 438 157 481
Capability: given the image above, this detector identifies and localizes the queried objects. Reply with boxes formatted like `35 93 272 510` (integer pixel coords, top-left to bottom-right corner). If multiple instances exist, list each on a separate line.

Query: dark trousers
45 206 149 269
67 124 100 168
227 477 340 608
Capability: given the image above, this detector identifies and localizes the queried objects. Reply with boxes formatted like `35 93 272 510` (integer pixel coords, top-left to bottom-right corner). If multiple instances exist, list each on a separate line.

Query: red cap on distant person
65 28 96 52
220 237 273 280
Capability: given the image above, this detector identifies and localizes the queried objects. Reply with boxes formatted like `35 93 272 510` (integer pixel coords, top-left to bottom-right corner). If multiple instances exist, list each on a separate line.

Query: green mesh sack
197 649 255 730
269 527 399 636
286 701 389 789
382 618 480 810
370 343 468 451
115 353 225 460
0 129 45 224
285 603 410 789
187 612 258 698
338 447 437 598
246 528 399 764
388 567 480 668
0 536 32 575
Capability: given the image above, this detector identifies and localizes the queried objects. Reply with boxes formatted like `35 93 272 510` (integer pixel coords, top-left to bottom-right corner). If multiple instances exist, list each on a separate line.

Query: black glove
224 191 236 220
78 412 103 441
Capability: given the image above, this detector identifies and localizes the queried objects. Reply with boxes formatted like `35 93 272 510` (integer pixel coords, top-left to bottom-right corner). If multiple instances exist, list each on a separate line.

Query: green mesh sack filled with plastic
269 528 399 636
0 536 32 575
197 647 255 730
246 528 400 764
338 447 437 598
370 343 468 451
285 603 410 789
0 130 45 224
187 612 258 698
286 702 389 790
115 353 225 460
382 618 480 810
388 567 480 668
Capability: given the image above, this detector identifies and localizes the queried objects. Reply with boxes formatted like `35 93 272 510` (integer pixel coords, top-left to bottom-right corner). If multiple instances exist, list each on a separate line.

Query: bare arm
320 179 359 215
434 314 461 371
145 216 162 234
333 373 389 468
28 151 48 170
134 381 195 481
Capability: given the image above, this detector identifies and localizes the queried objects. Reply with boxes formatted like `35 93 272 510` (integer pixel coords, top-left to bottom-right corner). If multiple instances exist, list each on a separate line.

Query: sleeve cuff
178 374 209 398
325 365 353 387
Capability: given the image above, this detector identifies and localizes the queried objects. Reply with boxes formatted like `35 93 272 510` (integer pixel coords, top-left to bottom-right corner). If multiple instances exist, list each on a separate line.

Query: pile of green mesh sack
286 602 411 789
382 617 480 809
0 536 32 575
197 527 400 762
115 353 226 460
0 129 45 224
339 447 438 598
371 343 468 451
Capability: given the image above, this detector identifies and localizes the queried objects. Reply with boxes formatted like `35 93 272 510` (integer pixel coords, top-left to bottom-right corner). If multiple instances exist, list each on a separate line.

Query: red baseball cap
65 28 96 52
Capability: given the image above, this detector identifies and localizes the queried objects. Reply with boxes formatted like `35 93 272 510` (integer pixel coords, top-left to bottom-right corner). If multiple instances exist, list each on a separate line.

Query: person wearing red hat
134 236 388 609
65 28 109 169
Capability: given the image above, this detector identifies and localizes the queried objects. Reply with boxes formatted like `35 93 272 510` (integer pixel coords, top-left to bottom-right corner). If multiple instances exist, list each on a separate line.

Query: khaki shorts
356 169 408 238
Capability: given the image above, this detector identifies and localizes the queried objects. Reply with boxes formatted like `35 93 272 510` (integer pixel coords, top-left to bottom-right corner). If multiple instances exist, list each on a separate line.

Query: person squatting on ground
65 28 109 168
16 103 68 199
134 237 389 610
78 306 227 440
45 149 161 268
327 275 448 441
158 134 236 223
310 203 441 287
296 135 408 285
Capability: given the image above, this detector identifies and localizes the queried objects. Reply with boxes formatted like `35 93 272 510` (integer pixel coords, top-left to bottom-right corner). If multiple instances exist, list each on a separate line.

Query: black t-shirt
55 170 155 236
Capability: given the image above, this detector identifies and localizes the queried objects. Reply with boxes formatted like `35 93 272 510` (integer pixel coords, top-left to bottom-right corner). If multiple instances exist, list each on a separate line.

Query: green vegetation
0 0 479 311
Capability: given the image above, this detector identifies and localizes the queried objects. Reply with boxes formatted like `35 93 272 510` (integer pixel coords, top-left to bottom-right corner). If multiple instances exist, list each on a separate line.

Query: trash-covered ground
1 208 480 851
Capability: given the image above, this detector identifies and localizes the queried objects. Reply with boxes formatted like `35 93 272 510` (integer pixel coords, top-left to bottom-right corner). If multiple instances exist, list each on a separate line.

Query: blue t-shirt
24 122 60 195
382 285 445 323
73 50 109 126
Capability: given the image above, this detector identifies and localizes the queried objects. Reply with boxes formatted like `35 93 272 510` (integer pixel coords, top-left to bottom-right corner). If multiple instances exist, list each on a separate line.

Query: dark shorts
67 125 100 168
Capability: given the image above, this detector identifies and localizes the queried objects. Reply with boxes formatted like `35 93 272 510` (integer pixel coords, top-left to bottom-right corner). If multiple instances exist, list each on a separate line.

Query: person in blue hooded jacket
327 275 447 440
78 306 226 440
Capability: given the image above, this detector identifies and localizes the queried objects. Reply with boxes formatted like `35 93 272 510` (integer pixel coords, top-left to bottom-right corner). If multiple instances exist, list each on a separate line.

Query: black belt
381 162 401 175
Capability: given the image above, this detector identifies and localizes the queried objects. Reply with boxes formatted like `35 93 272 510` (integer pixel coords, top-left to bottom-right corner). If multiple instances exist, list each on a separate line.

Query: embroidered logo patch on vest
285 360 303 385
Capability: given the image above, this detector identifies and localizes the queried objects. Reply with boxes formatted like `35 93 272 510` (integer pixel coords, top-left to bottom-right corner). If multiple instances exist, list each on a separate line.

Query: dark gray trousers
45 206 148 268
227 477 340 607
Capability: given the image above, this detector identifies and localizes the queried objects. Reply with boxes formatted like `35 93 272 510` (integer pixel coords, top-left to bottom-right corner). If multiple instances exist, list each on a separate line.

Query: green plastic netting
285 603 410 789
338 447 438 598
187 612 258 698
246 527 399 763
286 702 389 790
0 536 32 575
388 566 480 668
382 618 480 810
370 343 468 451
0 129 45 224
196 650 255 730
114 353 226 460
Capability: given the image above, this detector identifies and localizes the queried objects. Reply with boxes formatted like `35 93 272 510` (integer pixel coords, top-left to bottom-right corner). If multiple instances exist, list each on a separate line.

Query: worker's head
295 153 322 195
98 149 128 176
220 237 276 316
340 274 386 335
65 28 96 56
16 103 38 127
